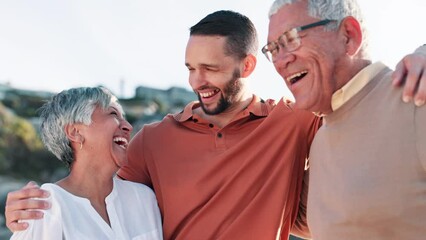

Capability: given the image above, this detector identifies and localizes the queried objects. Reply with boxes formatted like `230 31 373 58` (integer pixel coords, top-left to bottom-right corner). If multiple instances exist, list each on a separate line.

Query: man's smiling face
268 0 347 113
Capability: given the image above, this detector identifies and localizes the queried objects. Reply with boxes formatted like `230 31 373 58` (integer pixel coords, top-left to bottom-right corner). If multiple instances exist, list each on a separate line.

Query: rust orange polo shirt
118 95 320 240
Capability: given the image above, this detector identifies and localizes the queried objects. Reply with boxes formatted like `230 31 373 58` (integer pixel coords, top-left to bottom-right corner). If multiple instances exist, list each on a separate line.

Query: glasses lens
262 42 278 62
280 28 301 52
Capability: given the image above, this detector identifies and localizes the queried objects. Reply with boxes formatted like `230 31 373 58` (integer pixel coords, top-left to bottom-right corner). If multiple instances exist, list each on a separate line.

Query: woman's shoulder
40 183 58 192
40 183 77 199
39 183 61 201
114 178 155 197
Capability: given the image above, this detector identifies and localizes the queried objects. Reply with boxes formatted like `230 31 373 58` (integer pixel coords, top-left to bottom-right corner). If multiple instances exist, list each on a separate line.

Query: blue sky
0 0 425 100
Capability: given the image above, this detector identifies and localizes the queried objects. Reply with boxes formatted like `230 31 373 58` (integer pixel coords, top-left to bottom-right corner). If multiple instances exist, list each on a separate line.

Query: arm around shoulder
5 181 51 232
9 194 62 240
117 127 152 185
392 44 426 106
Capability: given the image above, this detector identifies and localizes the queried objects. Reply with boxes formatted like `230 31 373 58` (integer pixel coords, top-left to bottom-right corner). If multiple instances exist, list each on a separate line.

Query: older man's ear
339 16 363 57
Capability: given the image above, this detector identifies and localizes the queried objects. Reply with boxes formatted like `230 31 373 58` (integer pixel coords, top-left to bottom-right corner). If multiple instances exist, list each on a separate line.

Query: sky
0 0 425 100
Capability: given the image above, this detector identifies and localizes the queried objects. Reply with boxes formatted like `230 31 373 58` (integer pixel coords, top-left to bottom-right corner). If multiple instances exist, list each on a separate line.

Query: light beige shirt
308 65 426 239
331 61 387 111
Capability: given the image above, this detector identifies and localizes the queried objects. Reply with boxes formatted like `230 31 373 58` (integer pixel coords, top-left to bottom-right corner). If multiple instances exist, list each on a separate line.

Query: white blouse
10 178 163 240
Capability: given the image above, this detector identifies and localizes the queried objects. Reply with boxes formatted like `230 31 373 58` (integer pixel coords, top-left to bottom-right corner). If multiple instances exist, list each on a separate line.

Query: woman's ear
241 54 257 78
64 124 83 145
339 16 363 56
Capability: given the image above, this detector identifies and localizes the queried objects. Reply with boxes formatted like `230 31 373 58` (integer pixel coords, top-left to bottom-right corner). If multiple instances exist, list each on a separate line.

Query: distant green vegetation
0 102 67 183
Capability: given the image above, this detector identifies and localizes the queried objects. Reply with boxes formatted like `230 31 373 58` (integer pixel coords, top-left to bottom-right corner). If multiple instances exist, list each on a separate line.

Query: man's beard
198 68 242 115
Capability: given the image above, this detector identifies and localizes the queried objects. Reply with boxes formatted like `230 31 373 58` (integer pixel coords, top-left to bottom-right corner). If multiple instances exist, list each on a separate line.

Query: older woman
10 87 162 240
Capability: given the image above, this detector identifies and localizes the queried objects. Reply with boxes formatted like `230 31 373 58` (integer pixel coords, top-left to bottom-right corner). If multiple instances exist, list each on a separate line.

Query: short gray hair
268 0 369 56
39 87 118 168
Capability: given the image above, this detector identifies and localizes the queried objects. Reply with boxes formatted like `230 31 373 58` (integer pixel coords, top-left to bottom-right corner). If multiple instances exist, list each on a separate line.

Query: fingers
6 221 29 232
25 181 39 188
5 206 45 232
5 181 51 232
401 59 422 104
411 44 426 106
6 183 50 203
392 60 406 87
414 73 426 106
393 52 426 106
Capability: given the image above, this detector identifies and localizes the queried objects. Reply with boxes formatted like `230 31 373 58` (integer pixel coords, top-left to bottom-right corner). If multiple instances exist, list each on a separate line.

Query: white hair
268 0 369 56
39 87 119 168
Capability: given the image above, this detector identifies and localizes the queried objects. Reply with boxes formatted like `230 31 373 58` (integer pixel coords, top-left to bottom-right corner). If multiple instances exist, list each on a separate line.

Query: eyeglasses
261 19 336 62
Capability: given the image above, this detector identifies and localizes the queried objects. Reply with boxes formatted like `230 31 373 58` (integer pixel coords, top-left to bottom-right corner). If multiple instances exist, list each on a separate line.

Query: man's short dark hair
190 10 259 60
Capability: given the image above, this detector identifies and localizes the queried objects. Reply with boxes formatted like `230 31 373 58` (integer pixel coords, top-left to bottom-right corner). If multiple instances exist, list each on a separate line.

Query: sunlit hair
38 87 119 168
268 0 369 57
189 10 259 60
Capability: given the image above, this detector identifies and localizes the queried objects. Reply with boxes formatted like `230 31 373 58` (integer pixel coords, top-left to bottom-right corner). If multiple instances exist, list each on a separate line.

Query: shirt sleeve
290 169 311 239
117 127 153 187
290 113 321 238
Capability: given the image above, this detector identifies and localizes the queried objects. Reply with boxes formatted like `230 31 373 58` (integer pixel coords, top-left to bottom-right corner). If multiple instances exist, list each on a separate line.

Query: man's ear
241 54 257 78
339 16 363 56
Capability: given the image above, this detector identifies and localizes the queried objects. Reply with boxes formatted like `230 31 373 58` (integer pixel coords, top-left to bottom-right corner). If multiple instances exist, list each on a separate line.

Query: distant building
0 83 12 100
0 83 54 102
135 86 196 106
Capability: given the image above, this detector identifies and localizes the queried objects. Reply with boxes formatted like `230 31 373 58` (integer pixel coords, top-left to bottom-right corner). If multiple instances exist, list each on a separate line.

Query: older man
264 0 426 239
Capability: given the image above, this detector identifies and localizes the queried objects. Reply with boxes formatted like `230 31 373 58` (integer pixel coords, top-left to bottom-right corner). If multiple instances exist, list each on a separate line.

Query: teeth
113 137 128 148
113 137 128 144
286 70 308 83
199 89 219 98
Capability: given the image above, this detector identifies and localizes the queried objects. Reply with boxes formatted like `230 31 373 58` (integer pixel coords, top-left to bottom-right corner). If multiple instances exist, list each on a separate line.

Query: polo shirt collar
173 94 272 122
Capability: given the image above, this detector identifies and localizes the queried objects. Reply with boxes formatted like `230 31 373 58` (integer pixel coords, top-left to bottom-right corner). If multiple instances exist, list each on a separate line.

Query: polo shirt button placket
208 123 225 148
215 131 225 148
